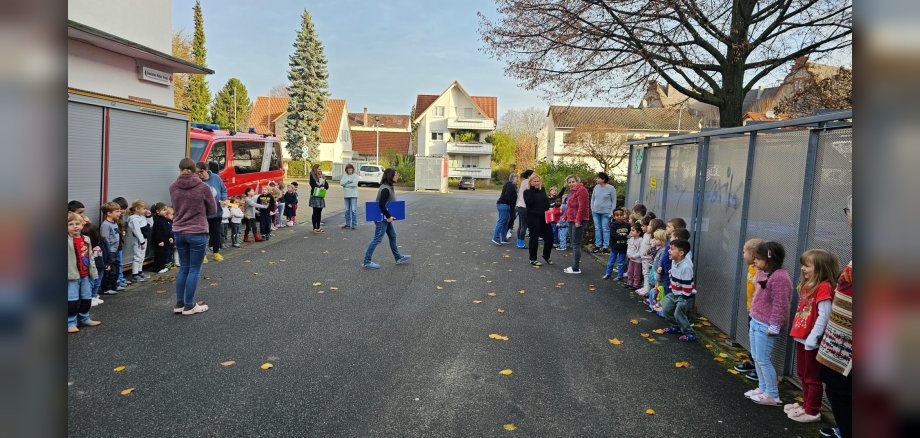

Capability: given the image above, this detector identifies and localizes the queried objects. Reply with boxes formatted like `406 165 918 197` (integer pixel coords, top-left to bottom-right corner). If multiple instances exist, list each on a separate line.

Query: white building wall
68 40 174 106
69 0 172 53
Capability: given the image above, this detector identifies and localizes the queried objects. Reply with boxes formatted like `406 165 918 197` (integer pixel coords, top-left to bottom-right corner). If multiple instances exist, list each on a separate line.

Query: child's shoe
635 287 648 296
516 239 525 249
68 326 79 333
91 297 104 306
745 370 759 381
734 361 756 372
663 326 682 334
232 243 241 248
679 334 697 342
783 403 801 414
212 253 224 262
158 268 169 274
602 273 611 279
132 274 145 282
744 387 764 399
789 410 821 423
750 393 782 406
78 318 102 327
202 256 208 263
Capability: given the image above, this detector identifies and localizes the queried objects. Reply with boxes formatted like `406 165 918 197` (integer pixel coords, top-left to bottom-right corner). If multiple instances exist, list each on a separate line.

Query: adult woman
169 158 216 315
362 169 411 269
523 173 554 266
591 172 616 253
514 169 534 248
493 173 518 245
308 164 329 233
340 164 359 229
561 175 590 274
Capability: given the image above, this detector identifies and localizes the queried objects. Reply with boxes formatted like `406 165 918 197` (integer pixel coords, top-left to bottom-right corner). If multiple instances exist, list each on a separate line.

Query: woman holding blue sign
309 164 329 233
363 168 411 269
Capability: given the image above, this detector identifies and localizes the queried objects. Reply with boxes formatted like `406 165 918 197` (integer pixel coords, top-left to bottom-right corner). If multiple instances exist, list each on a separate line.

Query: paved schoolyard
68 189 814 437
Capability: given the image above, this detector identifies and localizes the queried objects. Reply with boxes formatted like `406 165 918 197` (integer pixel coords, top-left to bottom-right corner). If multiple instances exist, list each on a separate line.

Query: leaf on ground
120 388 135 395
480 275 486 278
496 308 506 314
499 369 513 376
588 288 596 292
436 286 444 290
209 283 218 286
244 260 251 263
556 282 565 286
518 290 525 294
260 250 267 253
507 269 513 272
609 338 623 345
705 344 713 348
640 333 650 338
312 282 322 286
155 289 166 294
645 409 656 415
252 272 260 276
646 337 656 342
260 363 273 370
630 319 639 325
329 287 338 291
735 352 749 358
279 259 286 262
220 361 236 367
487 280 493 283
472 300 483 304
113 365 126 372
268 261 276 265
444 279 457 283
487 292 497 297
728 369 740 375
714 357 725 363
488 333 509 341
718 353 728 358
698 316 709 321
675 361 689 368
718 334 729 339
652 329 665 334
503 423 517 431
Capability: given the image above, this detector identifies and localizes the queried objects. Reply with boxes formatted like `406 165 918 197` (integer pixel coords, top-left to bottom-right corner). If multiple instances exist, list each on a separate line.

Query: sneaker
734 361 756 373
91 297 104 306
491 239 503 246
173 306 184 314
232 243 241 248
663 326 682 334
77 318 102 327
750 393 782 406
287 221 294 226
542 257 553 265
602 248 610 254
212 253 224 262
819 427 841 438
101 289 119 295
396 255 412 265
563 266 581 274
679 334 698 342
636 288 648 296
132 274 145 282
68 326 79 334
181 303 209 316
744 387 764 399
744 370 759 381
602 273 611 279
530 260 543 266
363 261 381 269
115 284 126 291
591 248 601 254
341 223 350 228
158 268 169 274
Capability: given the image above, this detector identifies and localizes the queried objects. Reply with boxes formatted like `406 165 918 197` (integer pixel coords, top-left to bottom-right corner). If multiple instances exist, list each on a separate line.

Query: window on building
231 141 264 174
207 141 227 171
562 133 573 144
434 106 445 117
464 107 474 119
431 132 444 141
462 155 479 168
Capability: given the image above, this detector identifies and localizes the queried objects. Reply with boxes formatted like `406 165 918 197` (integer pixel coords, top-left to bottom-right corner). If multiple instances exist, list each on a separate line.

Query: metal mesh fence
808 128 853 265
642 147 667 215
664 144 698 227
626 147 642 208
694 136 749 334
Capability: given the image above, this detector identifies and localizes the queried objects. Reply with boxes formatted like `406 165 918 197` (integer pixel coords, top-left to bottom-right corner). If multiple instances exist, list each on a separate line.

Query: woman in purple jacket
169 158 217 315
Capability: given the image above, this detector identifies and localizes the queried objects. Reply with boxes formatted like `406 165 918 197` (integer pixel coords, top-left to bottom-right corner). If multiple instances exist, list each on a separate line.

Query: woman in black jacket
523 173 554 266
493 173 518 245
308 164 330 233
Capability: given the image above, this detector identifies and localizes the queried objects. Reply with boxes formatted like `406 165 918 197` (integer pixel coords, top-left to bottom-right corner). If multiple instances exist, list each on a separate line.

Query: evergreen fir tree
188 0 211 123
284 9 329 160
210 78 252 130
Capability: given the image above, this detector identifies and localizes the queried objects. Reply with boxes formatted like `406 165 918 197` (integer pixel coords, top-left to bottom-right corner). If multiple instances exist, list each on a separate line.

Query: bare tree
269 83 290 97
775 67 852 118
567 123 630 176
499 107 545 137
513 132 536 171
480 0 852 127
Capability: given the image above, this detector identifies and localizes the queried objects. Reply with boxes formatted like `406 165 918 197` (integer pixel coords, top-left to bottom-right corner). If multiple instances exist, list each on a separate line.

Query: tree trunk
719 70 745 128
720 0 754 128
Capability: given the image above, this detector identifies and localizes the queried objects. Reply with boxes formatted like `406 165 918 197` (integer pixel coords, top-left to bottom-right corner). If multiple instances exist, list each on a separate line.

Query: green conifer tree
188 0 211 123
210 78 252 130
284 9 329 160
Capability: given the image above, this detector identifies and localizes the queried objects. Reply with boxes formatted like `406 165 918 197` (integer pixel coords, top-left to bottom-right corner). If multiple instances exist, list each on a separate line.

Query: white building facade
413 81 496 179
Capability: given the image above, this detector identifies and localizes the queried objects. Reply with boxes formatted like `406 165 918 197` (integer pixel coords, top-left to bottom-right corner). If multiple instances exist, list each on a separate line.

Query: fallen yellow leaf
488 333 509 341
735 352 749 358
646 337 655 342
444 279 457 283
260 363 273 370
630 319 639 325
499 369 513 376
503 423 517 431
728 369 740 374
155 289 165 294
220 361 236 366
436 286 444 290
487 292 497 297
312 282 322 286
518 289 525 294
496 308 506 314
120 388 135 395
705 344 713 348
609 338 623 345
714 357 725 363
698 316 709 321
645 409 656 415
675 361 689 368
640 333 650 338
329 287 338 291
718 353 728 358
472 300 483 304
652 329 665 334
113 365 126 372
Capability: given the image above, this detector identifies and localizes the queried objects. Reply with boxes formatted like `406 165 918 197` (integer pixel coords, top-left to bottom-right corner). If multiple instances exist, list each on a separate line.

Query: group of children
599 203 843 423
65 180 300 333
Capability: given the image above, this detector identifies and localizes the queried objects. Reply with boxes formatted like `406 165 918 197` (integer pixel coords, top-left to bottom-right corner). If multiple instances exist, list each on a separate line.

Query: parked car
357 164 385 186
189 123 284 197
458 176 476 190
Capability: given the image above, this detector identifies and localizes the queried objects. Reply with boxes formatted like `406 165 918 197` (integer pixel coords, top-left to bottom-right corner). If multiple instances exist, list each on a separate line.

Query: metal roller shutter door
68 102 104 223
108 109 187 262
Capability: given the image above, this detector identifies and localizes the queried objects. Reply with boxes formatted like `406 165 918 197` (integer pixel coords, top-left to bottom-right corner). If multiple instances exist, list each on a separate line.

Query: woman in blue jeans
492 173 518 245
169 158 217 315
363 169 411 269
340 164 359 229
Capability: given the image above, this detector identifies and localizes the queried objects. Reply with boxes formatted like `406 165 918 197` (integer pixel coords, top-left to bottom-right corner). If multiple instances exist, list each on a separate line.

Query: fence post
690 137 709 265
625 144 634 206
661 145 672 219
730 131 758 341
782 121 824 376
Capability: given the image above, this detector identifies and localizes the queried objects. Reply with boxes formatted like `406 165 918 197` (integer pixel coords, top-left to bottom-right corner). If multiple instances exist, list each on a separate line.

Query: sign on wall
138 66 173 86
633 147 644 174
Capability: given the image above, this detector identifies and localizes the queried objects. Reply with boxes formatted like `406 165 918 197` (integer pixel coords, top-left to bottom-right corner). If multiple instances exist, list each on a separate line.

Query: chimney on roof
757 85 764 100
363 108 368 126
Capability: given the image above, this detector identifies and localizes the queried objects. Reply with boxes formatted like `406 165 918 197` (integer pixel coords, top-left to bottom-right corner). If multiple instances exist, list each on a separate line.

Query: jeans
493 204 511 242
117 250 125 284
662 293 695 335
515 207 528 241
344 197 358 227
174 232 208 310
229 222 240 245
569 222 583 269
551 222 559 245
749 318 780 399
67 276 93 328
276 202 285 225
605 249 627 278
557 222 569 249
364 220 402 264
592 212 610 248
90 276 101 298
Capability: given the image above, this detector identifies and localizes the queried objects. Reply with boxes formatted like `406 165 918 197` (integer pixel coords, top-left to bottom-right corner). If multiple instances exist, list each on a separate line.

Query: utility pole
375 115 381 164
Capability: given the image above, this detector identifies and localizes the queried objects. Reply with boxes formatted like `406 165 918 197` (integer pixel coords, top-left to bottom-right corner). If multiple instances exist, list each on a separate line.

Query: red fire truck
188 123 286 197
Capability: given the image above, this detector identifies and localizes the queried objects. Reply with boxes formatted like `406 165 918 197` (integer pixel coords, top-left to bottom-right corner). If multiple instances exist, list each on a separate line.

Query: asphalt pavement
68 189 815 437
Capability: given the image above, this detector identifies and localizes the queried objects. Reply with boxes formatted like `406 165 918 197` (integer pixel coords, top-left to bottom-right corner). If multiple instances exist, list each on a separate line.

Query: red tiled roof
350 130 410 155
470 96 497 122
248 96 290 135
319 99 347 143
414 95 439 121
548 106 699 131
347 113 410 129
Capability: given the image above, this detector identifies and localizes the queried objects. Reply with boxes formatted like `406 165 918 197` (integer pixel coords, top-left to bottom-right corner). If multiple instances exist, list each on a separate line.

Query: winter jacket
523 187 550 225
126 213 152 247
200 171 228 219
497 181 518 206
561 183 590 226
151 215 172 247
749 268 793 333
243 196 262 219
170 173 216 234
68 234 99 281
101 219 120 253
340 173 359 198
229 204 244 224
591 183 616 214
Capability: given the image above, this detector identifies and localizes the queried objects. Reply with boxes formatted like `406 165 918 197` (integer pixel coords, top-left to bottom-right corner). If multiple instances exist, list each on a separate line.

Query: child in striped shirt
662 239 697 342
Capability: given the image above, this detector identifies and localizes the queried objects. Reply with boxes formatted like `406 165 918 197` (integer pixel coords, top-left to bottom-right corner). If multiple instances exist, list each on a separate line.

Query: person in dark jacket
363 169 411 269
148 202 173 273
523 173 554 266
171 158 217 315
308 164 330 232
196 161 227 261
493 173 519 245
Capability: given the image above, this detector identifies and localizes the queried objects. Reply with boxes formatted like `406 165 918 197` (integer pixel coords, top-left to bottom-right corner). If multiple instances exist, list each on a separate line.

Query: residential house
413 81 497 179
539 106 700 179
347 109 411 162
248 96 352 162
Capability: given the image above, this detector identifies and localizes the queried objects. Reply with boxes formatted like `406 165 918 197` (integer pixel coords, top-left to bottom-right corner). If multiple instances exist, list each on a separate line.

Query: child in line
242 187 264 242
221 201 231 247
625 224 643 289
112 197 130 288
256 185 276 240
289 182 300 225
557 193 570 250
99 202 123 295
166 207 178 269
637 217 664 296
149 202 173 274
125 199 153 283
648 229 669 316
68 212 101 333
82 222 105 306
745 241 793 406
604 208 630 281
734 238 766 379
630 203 647 226
662 239 697 341
275 182 287 228
228 196 244 248
658 217 688 295
69 200 90 224
785 249 839 422
282 184 299 227
547 187 560 247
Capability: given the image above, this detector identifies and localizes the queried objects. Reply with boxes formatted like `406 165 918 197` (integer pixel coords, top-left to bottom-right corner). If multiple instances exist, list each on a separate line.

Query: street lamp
374 116 384 164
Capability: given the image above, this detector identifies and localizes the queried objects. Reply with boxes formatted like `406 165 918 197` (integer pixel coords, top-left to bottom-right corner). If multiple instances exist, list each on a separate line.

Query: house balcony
447 118 495 130
446 142 493 155
448 166 492 179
